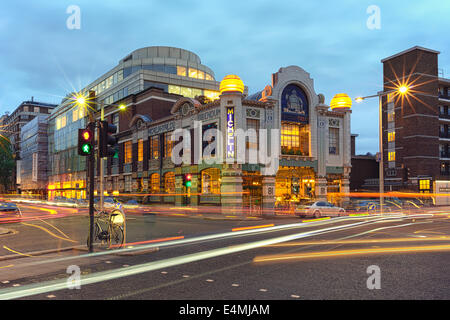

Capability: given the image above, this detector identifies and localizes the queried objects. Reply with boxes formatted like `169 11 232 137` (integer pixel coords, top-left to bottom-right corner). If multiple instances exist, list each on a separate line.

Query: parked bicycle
87 206 126 249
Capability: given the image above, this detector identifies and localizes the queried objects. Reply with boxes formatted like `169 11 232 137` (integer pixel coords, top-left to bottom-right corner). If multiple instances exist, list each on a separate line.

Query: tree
0 137 15 193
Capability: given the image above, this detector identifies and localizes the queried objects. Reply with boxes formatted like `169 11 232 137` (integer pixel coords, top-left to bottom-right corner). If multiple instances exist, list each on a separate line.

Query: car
123 200 139 209
295 201 346 218
0 202 22 220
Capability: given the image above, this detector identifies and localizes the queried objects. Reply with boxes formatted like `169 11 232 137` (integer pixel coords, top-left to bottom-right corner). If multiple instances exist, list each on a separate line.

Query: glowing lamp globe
219 75 244 95
330 93 352 111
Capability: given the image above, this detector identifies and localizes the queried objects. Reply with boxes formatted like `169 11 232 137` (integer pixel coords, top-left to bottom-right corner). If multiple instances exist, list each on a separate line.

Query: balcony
439 93 450 100
439 113 450 120
439 132 450 139
441 152 450 158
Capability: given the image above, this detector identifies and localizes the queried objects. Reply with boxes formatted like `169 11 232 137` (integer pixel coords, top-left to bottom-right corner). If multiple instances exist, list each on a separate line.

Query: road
0 204 450 302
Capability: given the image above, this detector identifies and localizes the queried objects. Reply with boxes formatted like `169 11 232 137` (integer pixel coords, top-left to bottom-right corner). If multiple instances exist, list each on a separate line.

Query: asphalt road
1 206 450 302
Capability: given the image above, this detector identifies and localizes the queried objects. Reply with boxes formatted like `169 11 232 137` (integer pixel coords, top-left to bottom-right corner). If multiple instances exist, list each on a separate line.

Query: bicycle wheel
108 224 124 248
86 222 102 248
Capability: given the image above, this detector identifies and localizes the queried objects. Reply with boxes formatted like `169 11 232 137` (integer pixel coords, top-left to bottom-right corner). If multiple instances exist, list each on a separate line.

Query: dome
330 93 352 110
219 75 244 94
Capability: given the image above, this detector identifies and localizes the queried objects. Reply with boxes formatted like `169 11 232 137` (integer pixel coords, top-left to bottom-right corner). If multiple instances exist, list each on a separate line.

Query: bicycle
87 206 126 249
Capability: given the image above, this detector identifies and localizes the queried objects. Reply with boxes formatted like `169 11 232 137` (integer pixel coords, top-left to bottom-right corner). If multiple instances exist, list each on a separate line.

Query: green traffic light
82 143 92 154
185 181 192 187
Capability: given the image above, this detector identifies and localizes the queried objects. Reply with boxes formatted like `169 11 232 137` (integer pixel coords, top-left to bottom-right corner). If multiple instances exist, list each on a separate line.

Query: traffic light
183 173 192 188
99 120 118 157
78 128 94 156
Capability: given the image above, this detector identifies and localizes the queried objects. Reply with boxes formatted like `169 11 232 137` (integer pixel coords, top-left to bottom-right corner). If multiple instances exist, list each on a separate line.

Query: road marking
0 264 14 269
20 222 78 243
291 294 300 298
231 283 239 287
259 288 267 292
303 217 331 223
47 295 56 298
232 224 275 232
3 245 34 257
206 279 214 282
182 275 190 278
12 284 20 287
161 271 168 274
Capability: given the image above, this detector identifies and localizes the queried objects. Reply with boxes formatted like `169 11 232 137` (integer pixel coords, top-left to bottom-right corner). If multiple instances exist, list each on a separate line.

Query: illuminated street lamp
355 85 410 212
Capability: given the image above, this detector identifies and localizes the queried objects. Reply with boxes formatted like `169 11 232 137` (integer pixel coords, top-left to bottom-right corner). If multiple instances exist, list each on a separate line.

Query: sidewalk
0 227 12 235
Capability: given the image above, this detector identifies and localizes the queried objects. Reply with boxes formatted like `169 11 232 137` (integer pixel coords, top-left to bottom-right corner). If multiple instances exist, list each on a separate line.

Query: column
261 175 276 216
316 104 329 201
220 164 243 215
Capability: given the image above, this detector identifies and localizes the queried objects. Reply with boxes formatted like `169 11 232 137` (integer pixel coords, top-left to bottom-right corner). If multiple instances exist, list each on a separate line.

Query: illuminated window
56 117 61 130
79 106 85 119
168 85 181 95
197 70 205 80
329 128 339 155
419 179 430 191
205 74 214 81
164 172 175 194
124 141 132 163
150 173 160 193
388 151 396 162
177 66 187 77
281 123 309 156
201 168 220 194
388 131 395 142
188 68 198 78
180 87 193 98
164 132 173 158
72 108 79 122
150 135 159 159
204 90 220 100
137 139 143 162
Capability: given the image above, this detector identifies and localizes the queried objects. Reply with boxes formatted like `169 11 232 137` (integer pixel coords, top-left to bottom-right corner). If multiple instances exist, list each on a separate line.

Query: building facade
381 46 450 193
90 66 352 209
19 115 50 197
2 99 56 191
47 46 224 199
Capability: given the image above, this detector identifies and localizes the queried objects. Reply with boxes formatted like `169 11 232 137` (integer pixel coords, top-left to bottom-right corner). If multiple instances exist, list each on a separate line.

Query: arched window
164 172 175 194
201 168 220 194
150 173 160 194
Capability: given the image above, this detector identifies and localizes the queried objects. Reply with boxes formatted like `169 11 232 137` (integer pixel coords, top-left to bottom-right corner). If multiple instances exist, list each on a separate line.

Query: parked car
295 201 345 218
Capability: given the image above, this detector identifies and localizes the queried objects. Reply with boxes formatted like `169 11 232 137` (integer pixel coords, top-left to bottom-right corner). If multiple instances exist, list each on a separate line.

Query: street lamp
355 85 410 213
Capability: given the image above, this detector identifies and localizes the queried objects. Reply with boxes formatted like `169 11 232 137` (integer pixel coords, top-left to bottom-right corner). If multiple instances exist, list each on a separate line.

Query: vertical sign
226 107 235 159
32 153 38 182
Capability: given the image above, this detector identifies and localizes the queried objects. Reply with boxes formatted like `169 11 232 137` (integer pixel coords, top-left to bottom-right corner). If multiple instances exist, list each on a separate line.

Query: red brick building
381 46 450 192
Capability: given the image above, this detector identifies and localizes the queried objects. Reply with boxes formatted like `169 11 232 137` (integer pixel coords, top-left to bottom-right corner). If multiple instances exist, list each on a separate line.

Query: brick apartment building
381 46 450 193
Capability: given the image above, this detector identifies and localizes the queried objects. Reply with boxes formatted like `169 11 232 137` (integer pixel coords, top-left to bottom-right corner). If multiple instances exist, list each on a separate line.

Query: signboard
281 84 309 123
226 107 235 159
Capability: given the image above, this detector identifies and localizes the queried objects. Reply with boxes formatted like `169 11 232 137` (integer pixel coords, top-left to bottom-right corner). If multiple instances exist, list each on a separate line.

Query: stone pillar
261 175 276 216
220 164 243 215
316 104 329 201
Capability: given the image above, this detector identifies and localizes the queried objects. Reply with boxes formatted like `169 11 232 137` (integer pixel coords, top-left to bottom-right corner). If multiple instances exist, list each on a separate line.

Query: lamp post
355 85 409 213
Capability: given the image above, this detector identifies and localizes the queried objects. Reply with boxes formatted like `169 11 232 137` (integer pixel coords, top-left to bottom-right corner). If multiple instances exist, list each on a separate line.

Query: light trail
232 224 275 232
0 215 423 300
253 244 450 263
2 246 34 258
20 222 78 244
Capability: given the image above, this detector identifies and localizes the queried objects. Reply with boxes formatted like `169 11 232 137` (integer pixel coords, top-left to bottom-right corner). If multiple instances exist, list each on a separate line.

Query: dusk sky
1 0 449 154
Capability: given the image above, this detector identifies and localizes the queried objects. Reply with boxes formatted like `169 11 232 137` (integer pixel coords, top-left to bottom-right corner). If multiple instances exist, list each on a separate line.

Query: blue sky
1 0 449 154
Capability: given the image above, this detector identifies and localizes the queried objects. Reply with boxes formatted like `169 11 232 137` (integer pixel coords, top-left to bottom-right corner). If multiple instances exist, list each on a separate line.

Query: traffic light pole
99 102 104 212
88 121 95 253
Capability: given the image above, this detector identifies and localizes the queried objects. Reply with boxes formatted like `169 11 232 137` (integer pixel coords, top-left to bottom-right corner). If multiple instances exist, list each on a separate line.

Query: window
205 74 214 81
329 127 339 155
246 119 259 150
72 108 79 122
164 132 173 158
197 70 205 80
204 90 220 100
137 139 143 162
112 113 119 131
201 168 220 194
34 107 40 113
124 175 131 192
419 179 430 191
164 172 175 194
177 66 186 77
150 173 160 193
388 131 395 142
124 141 132 163
281 123 309 156
387 111 395 122
188 68 198 78
388 151 396 162
149 135 159 159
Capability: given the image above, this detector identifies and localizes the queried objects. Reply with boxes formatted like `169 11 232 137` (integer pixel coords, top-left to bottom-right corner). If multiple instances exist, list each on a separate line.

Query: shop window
164 172 175 194
150 135 159 159
329 127 339 155
124 141 132 163
138 139 143 162
201 168 220 194
419 179 430 191
150 173 160 193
